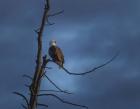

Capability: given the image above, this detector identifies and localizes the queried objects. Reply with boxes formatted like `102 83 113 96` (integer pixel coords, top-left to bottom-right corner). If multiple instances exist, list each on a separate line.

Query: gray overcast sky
0 0 140 109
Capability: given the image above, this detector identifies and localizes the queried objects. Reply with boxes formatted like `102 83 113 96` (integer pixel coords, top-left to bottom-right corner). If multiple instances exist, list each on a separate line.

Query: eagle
48 40 64 68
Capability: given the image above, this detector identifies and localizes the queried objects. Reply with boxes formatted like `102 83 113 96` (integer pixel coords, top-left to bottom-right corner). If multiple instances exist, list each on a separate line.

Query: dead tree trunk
28 1 50 109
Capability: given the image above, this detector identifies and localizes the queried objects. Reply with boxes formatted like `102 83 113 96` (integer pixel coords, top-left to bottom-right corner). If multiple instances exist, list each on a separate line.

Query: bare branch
46 18 55 26
22 74 33 80
48 10 64 17
38 93 88 109
21 104 27 109
40 89 72 94
46 10 64 26
24 84 30 88
34 29 39 34
13 92 29 107
44 74 72 94
48 51 119 75
44 74 62 91
37 103 48 108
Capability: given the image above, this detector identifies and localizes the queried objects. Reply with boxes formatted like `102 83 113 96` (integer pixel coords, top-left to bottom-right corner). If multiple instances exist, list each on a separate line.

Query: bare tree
14 0 119 109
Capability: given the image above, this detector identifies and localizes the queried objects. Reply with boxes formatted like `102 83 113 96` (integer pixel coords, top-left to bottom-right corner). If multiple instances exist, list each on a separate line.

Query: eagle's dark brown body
49 45 64 68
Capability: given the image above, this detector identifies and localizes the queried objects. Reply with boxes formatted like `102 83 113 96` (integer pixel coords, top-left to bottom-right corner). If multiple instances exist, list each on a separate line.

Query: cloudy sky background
0 0 140 109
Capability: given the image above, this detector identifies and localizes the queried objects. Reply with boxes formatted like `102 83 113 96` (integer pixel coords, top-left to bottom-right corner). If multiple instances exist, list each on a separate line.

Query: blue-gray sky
0 0 140 109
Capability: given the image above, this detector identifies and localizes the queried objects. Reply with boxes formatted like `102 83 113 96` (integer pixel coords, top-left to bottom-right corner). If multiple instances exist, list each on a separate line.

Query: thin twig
13 92 29 107
44 74 72 94
34 29 39 34
38 93 88 109
22 74 33 80
40 89 72 94
37 103 48 108
24 84 30 88
48 10 64 17
21 104 27 109
46 18 55 25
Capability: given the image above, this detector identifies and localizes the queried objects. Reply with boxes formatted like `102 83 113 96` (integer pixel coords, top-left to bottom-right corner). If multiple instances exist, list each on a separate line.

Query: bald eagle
48 40 64 68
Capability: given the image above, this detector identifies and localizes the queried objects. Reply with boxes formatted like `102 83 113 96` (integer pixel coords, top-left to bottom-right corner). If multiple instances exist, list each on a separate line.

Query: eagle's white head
49 40 57 46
